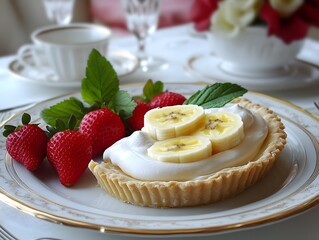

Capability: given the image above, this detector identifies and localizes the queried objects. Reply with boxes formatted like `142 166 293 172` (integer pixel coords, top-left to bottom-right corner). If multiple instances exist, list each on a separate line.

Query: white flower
211 0 261 37
211 5 241 37
270 0 304 17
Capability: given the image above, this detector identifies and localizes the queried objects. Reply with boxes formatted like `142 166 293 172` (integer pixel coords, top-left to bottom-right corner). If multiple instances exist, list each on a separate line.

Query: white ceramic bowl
208 26 304 77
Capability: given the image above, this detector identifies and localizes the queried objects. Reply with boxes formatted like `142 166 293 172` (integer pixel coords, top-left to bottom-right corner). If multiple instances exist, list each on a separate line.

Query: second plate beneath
185 54 319 91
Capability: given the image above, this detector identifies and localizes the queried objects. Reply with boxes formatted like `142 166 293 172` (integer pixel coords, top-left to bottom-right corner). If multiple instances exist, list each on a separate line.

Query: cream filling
103 104 268 181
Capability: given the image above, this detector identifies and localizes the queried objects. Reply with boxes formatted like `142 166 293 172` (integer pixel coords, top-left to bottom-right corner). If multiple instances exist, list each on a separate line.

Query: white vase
208 26 304 77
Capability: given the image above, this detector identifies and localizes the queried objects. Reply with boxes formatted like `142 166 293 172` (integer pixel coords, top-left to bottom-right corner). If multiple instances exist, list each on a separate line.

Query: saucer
185 54 319 91
8 50 138 88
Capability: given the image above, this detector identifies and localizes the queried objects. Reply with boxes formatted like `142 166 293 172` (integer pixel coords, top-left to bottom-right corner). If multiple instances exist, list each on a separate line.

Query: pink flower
191 0 220 31
260 1 308 44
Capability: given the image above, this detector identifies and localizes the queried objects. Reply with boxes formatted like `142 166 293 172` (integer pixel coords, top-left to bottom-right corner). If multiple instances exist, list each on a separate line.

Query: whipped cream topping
103 104 268 181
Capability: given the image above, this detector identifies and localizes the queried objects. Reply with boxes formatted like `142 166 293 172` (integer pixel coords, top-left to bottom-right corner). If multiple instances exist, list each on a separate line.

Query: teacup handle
17 44 37 69
17 44 58 81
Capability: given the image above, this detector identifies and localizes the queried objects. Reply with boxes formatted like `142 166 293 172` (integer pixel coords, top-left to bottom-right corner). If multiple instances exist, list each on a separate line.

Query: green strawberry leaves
41 49 136 130
41 97 88 128
133 79 164 103
142 80 164 102
3 113 33 137
108 90 137 120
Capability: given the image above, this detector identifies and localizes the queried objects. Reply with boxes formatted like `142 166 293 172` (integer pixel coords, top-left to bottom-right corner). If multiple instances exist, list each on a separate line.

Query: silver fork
0 225 17 240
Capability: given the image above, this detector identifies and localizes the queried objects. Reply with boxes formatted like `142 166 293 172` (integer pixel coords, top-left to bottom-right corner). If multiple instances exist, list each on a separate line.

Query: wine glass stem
137 37 147 62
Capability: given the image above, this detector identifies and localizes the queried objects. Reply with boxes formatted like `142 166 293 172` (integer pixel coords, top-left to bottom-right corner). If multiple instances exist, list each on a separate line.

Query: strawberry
47 130 92 187
149 92 187 108
4 114 47 171
127 102 153 131
79 108 125 157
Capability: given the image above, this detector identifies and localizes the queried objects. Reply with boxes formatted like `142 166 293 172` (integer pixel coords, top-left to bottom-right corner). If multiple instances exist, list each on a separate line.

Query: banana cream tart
89 98 286 208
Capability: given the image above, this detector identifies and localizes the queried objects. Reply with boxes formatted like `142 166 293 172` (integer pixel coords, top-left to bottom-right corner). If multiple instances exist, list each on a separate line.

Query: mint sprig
41 49 136 130
81 49 119 106
184 83 247 108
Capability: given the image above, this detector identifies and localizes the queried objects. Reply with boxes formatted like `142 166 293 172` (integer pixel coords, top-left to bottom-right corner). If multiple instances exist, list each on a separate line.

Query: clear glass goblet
42 0 75 25
121 0 168 72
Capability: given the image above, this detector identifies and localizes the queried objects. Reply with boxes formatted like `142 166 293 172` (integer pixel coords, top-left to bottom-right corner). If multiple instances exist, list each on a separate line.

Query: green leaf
4 125 16 131
184 83 247 108
68 115 77 130
55 119 66 131
143 80 164 102
40 97 88 128
3 130 11 137
81 49 119 107
22 113 31 125
108 90 136 120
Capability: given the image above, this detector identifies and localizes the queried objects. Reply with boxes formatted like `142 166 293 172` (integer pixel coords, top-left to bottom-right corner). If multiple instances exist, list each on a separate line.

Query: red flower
299 0 319 27
260 2 308 44
191 0 319 44
191 0 220 31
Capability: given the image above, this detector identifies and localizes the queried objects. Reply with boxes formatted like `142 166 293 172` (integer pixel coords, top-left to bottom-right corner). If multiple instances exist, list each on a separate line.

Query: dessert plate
7 50 138 88
185 54 319 91
0 83 319 238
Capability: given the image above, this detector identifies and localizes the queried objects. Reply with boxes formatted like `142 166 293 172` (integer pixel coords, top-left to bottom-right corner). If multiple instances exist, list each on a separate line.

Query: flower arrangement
191 0 319 44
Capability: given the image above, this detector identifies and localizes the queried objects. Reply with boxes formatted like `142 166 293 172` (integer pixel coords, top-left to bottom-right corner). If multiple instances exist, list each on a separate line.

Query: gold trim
34 23 112 46
0 82 319 235
249 90 319 121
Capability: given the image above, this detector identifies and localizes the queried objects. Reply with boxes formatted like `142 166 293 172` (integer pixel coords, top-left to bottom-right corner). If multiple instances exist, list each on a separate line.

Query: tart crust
89 98 287 208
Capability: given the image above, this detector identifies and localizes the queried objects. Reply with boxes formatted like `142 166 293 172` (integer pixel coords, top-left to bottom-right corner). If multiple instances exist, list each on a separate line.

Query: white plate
7 50 138 88
0 83 319 238
185 54 319 91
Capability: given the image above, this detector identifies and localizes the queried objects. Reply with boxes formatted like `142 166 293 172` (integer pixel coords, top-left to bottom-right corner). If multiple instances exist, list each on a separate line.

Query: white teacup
17 23 112 82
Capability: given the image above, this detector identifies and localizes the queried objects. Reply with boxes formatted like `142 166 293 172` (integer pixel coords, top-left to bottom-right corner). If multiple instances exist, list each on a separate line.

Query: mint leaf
184 83 247 108
41 97 88 128
143 80 164 102
81 49 119 107
108 90 136 120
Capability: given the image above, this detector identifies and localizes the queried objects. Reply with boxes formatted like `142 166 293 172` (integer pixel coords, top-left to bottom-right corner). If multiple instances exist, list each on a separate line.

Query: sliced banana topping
196 111 244 152
147 136 212 163
144 105 205 140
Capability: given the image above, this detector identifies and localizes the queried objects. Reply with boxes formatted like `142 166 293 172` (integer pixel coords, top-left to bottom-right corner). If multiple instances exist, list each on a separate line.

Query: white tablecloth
0 24 319 240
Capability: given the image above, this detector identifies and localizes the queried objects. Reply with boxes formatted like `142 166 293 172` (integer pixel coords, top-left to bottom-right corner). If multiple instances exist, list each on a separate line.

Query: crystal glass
42 0 75 25
121 0 167 72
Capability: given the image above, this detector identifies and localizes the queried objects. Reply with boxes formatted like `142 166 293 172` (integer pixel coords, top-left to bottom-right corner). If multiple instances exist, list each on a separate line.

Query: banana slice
147 136 212 163
196 111 244 152
144 105 205 140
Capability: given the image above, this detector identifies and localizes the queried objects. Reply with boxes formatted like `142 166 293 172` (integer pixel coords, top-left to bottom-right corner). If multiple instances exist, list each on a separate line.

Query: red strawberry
79 108 125 157
4 115 47 171
150 92 186 108
47 130 92 187
127 102 153 131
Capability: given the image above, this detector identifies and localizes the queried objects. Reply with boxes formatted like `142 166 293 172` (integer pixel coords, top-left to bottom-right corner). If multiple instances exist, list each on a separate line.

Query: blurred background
1 0 319 56
0 0 194 56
